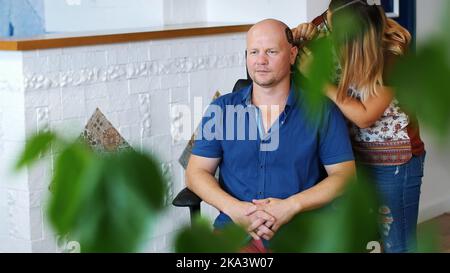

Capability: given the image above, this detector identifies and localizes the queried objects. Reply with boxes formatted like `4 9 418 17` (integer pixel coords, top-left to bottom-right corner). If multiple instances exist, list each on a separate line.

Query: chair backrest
232 79 253 93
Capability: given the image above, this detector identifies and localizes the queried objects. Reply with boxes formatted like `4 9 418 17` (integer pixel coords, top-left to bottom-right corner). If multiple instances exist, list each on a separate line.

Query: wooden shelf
0 23 252 51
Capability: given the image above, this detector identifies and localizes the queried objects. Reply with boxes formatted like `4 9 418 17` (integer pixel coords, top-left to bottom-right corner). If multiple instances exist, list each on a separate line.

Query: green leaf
47 141 166 252
443 1 450 52
175 216 248 253
293 36 334 121
114 151 166 211
270 174 379 253
15 131 57 170
48 142 98 235
417 221 441 253
390 40 450 139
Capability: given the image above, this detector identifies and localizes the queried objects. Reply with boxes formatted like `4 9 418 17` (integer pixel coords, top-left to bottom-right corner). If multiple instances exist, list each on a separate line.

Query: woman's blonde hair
332 4 411 102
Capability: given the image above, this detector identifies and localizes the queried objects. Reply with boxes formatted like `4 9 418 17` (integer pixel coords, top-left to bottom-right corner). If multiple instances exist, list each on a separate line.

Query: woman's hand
292 23 318 42
298 46 313 78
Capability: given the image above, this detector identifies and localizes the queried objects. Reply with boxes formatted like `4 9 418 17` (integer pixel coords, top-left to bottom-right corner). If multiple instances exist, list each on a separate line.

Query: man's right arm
186 155 237 215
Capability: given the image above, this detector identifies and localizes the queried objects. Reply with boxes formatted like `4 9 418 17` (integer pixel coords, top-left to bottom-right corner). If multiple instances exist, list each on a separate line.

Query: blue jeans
362 153 426 253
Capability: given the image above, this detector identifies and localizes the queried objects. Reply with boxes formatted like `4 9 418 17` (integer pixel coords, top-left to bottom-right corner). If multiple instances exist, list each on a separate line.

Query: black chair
172 78 253 225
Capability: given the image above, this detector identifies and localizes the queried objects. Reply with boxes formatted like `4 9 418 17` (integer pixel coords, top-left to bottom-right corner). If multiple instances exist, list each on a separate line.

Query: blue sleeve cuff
191 147 222 159
322 153 355 166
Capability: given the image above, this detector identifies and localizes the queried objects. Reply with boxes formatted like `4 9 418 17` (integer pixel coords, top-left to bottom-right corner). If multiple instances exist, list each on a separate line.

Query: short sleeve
191 102 224 159
319 103 354 165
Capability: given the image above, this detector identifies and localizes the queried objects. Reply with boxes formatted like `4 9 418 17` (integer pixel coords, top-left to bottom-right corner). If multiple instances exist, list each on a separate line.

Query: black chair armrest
172 187 202 208
173 188 202 224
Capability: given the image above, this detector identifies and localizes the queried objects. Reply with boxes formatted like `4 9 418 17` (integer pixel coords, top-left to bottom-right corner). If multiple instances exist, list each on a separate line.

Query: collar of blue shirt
240 83 299 108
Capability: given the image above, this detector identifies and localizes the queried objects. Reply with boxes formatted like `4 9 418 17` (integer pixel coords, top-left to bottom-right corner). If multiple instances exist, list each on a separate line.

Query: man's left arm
252 160 355 238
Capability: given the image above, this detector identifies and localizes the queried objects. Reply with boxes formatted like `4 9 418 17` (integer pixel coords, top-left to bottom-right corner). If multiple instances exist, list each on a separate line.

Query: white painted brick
195 41 209 56
48 88 63 122
37 48 63 58
85 51 107 68
169 87 189 104
149 44 171 60
41 213 56 242
127 45 150 63
0 237 32 253
0 151 29 191
189 70 211 99
7 189 30 208
117 109 140 127
118 124 140 147
106 47 129 65
24 107 37 135
30 207 43 241
1 141 26 169
30 190 48 208
86 98 111 117
207 41 218 56
106 80 129 99
129 76 161 94
85 83 108 100
2 108 26 141
50 118 85 139
161 74 188 89
23 56 50 75
171 43 190 59
140 137 152 153
25 90 49 108
7 199 31 240
128 124 142 147
61 87 86 119
22 51 39 59
150 90 170 136
0 205 7 240
150 135 172 164
28 159 52 191
110 97 132 112
1 90 24 109
31 237 58 253
59 53 84 71
62 46 90 55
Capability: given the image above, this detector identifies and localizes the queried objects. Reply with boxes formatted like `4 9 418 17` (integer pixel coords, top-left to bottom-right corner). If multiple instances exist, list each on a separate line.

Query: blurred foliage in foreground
175 174 381 253
16 132 166 253
175 216 248 253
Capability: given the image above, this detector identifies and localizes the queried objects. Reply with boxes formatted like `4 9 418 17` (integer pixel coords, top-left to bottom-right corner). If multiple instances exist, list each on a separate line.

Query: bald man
186 19 355 250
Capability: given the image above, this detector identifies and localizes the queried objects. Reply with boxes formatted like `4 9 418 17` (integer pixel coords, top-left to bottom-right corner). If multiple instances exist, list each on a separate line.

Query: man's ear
290 46 299 65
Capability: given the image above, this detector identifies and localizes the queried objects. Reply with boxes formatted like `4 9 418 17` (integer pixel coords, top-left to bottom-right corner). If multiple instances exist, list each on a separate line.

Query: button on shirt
191 84 354 229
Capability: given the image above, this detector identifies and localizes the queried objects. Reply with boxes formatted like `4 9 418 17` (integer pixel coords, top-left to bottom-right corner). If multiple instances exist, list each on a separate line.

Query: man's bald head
246 19 298 89
247 19 292 47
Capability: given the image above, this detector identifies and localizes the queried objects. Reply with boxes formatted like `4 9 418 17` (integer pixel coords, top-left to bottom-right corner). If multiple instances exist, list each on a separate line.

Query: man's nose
256 53 268 65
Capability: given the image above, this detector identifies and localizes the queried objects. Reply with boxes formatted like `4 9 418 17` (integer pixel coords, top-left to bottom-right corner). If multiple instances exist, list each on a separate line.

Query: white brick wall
0 33 247 252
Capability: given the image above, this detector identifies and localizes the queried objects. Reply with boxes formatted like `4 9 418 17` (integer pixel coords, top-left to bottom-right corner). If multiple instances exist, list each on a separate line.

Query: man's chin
254 80 276 88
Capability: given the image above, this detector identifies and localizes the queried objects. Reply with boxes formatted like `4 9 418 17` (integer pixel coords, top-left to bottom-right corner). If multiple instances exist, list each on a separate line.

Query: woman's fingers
294 23 317 41
306 24 318 40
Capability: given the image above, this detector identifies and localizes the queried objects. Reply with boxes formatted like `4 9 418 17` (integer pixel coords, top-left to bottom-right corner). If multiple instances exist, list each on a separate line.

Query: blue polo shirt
192 84 354 229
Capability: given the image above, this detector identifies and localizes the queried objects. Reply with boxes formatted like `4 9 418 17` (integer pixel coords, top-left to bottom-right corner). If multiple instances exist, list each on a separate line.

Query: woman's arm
325 84 394 129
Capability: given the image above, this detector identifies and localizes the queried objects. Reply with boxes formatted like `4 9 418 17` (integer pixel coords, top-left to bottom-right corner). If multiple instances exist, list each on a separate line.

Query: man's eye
267 50 278 55
249 51 257 55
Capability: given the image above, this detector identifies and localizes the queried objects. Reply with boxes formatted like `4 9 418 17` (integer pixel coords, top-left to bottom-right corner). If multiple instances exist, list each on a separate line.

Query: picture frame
382 0 400 18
